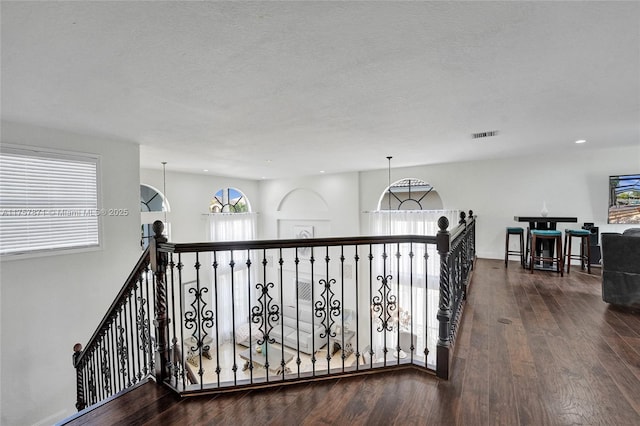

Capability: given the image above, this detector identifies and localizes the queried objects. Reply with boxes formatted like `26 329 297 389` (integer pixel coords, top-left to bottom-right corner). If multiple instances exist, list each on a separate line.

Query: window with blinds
0 146 100 257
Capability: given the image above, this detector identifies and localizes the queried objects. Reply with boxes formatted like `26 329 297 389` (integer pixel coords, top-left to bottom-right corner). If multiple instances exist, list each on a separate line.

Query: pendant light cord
162 162 167 225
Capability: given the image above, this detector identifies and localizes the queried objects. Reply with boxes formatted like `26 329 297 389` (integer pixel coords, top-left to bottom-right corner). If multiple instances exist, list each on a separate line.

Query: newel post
150 220 170 382
468 210 476 269
459 211 468 300
72 343 86 411
436 216 451 379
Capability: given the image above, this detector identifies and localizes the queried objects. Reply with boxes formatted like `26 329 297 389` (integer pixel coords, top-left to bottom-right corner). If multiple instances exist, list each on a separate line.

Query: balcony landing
60 259 640 425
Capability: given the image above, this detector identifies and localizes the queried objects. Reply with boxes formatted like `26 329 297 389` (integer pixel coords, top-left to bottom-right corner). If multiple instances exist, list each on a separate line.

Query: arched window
209 187 251 213
377 178 443 211
140 184 170 249
206 187 256 342
141 184 170 212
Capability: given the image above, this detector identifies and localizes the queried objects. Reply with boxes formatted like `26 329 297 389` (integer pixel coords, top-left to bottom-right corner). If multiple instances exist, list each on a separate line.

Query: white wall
0 121 141 426
359 144 640 259
139 169 361 242
258 172 361 240
140 168 259 244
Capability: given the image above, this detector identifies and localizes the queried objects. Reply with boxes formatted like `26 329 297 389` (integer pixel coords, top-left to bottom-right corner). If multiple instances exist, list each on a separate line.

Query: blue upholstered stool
529 229 563 276
564 229 592 274
505 227 525 268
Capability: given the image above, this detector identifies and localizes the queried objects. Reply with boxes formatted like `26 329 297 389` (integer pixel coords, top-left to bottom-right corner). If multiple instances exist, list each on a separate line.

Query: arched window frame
377 178 435 211
209 187 251 213
140 184 170 213
140 184 170 250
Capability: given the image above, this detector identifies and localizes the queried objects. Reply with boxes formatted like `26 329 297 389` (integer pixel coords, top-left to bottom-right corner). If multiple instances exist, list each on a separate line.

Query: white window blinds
0 146 100 257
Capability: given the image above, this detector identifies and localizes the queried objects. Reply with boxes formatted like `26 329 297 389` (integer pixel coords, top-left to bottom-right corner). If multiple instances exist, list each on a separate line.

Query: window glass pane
140 184 167 212
209 187 250 213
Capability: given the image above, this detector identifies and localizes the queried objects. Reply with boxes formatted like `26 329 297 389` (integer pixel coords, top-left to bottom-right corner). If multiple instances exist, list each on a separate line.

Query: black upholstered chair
601 228 640 308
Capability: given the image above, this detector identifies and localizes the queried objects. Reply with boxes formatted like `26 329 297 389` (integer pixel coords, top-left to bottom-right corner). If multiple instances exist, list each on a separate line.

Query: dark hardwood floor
61 259 640 425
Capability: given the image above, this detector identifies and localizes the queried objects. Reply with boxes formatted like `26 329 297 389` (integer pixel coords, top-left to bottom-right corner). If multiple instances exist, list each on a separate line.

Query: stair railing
73 212 476 410
72 246 155 411
436 210 476 379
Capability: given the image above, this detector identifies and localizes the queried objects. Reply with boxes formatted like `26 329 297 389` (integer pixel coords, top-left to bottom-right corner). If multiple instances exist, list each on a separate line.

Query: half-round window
140 184 170 250
377 178 443 210
140 184 170 212
209 187 251 213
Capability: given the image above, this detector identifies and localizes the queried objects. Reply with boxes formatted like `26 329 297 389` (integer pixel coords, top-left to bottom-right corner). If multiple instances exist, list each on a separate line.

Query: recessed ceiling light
320 170 325 174
575 139 586 144
203 169 209 172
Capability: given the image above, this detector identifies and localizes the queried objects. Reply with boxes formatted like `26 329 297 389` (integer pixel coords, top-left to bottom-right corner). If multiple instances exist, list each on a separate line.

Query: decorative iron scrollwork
137 295 151 375
314 278 341 339
100 347 111 394
116 324 129 386
251 282 280 345
371 274 397 332
87 365 97 405
184 285 215 354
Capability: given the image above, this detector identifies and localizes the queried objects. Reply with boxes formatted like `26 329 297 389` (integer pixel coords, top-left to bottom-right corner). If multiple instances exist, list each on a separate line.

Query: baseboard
34 409 72 426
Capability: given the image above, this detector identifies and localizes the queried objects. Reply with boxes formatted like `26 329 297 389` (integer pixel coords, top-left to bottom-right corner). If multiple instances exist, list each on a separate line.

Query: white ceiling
2 1 639 179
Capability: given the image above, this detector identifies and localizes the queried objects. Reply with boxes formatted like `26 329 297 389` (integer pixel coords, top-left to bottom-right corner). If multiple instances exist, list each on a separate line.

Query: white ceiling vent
472 130 499 139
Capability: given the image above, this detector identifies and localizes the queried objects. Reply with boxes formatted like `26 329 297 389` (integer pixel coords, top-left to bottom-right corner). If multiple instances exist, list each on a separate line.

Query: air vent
472 130 499 139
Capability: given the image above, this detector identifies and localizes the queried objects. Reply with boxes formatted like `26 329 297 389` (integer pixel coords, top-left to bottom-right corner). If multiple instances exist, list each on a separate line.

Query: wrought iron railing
73 212 476 410
72 247 154 411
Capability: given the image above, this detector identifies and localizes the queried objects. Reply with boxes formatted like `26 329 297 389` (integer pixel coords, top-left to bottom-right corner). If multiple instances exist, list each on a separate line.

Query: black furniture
601 228 640 308
514 216 578 269
582 223 601 265
513 216 578 230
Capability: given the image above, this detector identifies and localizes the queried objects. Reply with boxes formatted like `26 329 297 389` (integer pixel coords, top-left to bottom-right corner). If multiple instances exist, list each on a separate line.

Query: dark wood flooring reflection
62 259 640 425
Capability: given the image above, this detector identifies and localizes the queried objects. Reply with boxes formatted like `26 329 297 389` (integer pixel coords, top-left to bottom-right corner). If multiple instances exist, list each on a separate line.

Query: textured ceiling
2 1 639 179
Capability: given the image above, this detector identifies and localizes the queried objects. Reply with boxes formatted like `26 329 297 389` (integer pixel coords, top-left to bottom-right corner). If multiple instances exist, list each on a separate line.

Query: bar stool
563 229 592 274
529 229 563 276
505 227 525 268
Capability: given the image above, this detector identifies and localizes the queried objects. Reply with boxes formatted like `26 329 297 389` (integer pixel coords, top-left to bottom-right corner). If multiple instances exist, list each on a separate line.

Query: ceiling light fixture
575 139 586 144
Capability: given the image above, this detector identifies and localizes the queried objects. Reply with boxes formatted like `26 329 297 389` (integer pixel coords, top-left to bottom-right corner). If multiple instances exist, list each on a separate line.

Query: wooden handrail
158 234 439 254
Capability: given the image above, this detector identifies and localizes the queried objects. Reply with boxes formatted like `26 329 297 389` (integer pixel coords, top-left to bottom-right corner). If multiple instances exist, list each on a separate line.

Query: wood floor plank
389 371 440 424
486 267 520 426
266 381 336 426
426 358 465 425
